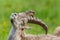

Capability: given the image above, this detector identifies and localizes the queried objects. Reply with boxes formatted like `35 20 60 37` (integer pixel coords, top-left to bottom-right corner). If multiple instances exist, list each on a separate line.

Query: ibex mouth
28 18 48 34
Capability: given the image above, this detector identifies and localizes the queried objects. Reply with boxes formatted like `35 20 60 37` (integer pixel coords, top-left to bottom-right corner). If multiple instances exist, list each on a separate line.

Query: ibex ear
26 10 35 16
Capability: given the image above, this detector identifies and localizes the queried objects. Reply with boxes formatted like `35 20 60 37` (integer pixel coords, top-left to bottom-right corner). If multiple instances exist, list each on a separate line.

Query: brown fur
54 26 60 37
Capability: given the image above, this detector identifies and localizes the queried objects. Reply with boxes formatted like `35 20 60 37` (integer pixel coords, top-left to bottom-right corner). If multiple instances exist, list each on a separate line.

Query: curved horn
28 18 48 34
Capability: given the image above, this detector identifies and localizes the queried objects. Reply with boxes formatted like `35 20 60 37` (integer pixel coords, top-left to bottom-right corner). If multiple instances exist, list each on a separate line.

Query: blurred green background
0 0 60 40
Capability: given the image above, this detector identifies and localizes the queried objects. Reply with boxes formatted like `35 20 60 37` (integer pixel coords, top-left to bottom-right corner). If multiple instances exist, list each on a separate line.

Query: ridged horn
28 18 48 34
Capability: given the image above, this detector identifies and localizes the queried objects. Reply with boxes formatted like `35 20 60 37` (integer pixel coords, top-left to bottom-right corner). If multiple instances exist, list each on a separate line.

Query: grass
0 0 60 40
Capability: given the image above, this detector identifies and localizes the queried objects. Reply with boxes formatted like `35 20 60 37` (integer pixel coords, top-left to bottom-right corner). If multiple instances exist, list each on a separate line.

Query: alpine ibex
8 10 48 40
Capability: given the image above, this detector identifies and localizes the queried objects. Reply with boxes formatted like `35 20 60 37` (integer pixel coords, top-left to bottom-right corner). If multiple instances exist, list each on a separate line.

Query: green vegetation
0 0 60 40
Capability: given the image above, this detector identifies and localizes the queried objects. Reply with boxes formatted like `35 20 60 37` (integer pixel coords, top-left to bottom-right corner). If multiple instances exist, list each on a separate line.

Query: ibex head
10 10 48 34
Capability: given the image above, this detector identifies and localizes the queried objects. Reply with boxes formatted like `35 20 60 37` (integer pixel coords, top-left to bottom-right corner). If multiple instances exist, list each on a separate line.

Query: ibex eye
14 13 17 16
